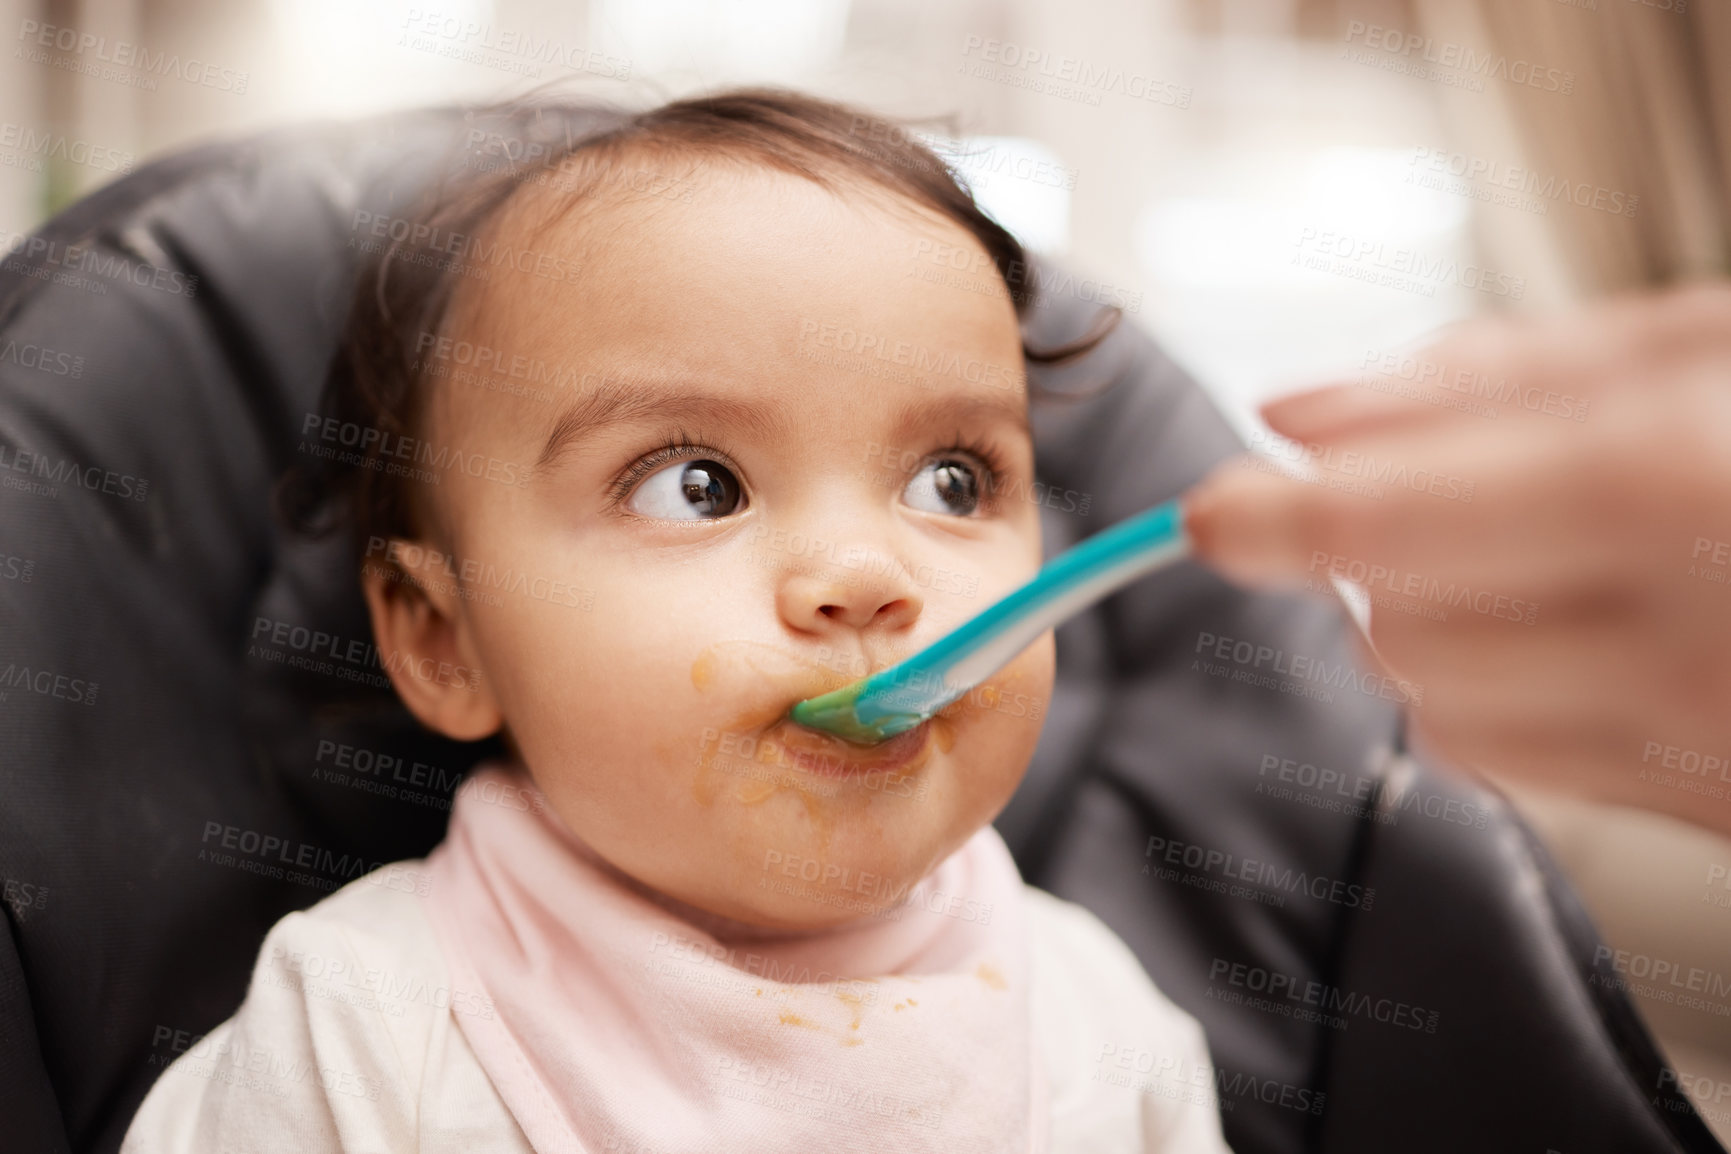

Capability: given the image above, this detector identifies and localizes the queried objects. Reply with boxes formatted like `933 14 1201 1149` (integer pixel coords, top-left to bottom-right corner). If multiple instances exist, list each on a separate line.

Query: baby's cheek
946 639 1054 770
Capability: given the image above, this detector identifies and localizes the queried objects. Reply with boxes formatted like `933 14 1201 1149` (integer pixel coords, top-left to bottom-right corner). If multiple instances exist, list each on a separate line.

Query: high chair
0 101 1717 1154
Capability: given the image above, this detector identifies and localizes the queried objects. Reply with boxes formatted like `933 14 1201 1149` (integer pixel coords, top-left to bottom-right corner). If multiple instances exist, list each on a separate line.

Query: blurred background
3 0 1728 1134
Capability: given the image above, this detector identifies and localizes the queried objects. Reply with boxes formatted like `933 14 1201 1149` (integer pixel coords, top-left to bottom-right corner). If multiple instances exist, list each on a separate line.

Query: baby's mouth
764 715 932 776
689 640 942 779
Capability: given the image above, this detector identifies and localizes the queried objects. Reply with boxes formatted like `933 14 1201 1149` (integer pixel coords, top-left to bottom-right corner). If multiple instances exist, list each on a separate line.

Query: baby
123 89 1231 1154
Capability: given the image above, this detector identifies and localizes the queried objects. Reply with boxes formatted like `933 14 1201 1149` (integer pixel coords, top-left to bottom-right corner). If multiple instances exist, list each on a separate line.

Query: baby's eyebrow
535 381 787 469
534 375 1030 470
890 390 1031 442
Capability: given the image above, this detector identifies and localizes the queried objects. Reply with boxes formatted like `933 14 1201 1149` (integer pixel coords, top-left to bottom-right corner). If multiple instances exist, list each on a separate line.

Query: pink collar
424 765 1047 1153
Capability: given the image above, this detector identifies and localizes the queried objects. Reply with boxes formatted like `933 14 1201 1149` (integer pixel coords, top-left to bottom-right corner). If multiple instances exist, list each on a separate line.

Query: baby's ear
360 538 503 741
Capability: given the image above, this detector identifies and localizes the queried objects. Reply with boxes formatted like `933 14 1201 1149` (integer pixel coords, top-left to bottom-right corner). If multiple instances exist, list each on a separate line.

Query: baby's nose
775 545 924 636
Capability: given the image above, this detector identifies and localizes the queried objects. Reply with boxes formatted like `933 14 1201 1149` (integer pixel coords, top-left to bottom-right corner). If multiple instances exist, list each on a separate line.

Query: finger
1268 324 1593 446
1407 710 1731 839
1278 287 1731 449
1418 282 1731 408
1183 456 1358 588
1256 356 1541 444
1260 382 1445 445
1196 388 1723 597
1340 386 1731 592
1378 597 1729 792
1263 311 1583 445
1270 416 1645 592
1405 710 1631 798
1187 417 1571 593
1369 598 1636 717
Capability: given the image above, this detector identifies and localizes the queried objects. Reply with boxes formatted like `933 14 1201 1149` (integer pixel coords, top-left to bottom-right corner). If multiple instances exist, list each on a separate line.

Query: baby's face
371 159 1053 930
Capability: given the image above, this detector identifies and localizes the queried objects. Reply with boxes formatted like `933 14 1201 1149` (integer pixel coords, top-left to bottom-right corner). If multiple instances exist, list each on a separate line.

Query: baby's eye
902 457 983 517
626 459 745 520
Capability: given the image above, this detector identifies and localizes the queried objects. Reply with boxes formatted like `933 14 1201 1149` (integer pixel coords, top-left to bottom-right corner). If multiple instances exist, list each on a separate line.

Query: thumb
1184 456 1342 588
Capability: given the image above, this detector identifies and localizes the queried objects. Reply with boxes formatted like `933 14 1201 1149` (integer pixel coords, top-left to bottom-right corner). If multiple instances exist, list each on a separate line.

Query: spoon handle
789 499 1189 742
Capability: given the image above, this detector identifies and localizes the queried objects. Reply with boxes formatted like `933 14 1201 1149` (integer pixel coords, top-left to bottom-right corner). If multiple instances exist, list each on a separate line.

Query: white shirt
122 864 1233 1153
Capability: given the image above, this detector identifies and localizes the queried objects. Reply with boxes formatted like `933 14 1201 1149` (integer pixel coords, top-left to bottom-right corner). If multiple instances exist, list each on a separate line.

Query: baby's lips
772 708 928 755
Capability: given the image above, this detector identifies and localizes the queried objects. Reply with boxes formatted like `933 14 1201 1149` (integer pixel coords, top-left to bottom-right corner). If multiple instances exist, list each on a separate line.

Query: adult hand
1184 283 1731 838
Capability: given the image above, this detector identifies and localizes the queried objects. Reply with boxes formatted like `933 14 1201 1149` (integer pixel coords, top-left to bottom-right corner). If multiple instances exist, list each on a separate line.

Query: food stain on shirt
836 989 866 1031
975 963 1007 991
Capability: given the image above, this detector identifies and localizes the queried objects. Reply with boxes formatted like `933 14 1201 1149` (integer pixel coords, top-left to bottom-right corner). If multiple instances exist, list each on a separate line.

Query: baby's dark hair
279 86 1118 556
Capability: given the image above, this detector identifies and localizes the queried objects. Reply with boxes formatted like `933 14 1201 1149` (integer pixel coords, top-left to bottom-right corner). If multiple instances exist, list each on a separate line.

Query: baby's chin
680 829 967 933
655 738 1016 932
538 642 1051 931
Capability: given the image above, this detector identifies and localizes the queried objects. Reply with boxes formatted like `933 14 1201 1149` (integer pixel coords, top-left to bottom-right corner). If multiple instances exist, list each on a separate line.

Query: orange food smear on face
680 639 1013 923
692 743 718 808
796 785 835 856
736 779 777 805
688 642 845 810
684 642 938 849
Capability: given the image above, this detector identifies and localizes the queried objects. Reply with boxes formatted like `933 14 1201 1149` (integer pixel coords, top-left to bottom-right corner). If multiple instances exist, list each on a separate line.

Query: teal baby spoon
789 498 1190 744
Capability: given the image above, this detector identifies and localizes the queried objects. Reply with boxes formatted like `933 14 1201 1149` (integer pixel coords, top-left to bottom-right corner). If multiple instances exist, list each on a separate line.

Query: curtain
1414 0 1731 298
